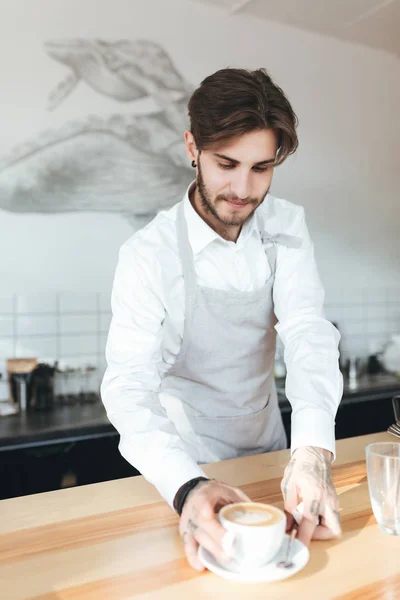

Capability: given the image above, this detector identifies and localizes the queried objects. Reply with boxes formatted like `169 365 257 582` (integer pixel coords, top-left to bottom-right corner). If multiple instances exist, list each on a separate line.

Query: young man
101 68 343 571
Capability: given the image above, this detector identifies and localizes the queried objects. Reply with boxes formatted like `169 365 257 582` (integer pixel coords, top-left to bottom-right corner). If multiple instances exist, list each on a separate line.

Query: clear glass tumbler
366 442 400 535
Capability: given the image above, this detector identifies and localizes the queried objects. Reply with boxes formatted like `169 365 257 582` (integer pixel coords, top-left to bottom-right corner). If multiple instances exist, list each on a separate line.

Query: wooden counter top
1 431 399 599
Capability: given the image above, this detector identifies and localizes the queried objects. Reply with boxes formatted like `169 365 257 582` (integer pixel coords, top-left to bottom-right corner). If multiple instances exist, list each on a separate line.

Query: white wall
0 0 399 364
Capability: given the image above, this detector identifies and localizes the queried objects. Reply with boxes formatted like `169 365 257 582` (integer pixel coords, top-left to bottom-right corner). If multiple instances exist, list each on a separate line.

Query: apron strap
264 242 278 277
261 230 302 278
176 201 197 291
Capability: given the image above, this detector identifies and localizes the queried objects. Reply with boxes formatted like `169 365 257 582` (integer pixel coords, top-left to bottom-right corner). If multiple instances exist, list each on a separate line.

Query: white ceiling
193 0 400 58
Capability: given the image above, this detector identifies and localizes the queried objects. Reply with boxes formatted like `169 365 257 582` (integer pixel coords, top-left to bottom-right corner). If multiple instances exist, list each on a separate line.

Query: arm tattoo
298 448 334 493
188 519 199 534
310 499 320 517
182 531 189 545
301 461 324 482
282 458 296 497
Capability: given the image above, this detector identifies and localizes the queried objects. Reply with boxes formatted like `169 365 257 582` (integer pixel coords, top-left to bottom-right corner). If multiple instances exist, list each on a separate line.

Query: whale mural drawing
0 39 194 228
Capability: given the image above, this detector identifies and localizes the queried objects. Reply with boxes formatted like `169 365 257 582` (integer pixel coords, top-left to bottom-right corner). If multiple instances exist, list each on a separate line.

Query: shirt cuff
119 441 208 510
153 452 208 510
290 407 336 462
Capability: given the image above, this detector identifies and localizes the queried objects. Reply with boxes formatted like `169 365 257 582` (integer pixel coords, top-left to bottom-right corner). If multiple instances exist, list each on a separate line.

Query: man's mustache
216 195 258 204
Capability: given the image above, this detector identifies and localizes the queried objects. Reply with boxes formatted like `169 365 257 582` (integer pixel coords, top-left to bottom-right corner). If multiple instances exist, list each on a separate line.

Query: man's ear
184 130 199 165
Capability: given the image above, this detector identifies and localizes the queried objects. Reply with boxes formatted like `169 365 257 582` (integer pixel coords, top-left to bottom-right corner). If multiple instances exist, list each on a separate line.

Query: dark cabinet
0 435 139 500
334 395 395 440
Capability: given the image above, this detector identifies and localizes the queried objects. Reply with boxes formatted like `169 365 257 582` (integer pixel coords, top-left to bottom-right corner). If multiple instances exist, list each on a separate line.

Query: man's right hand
178 479 251 571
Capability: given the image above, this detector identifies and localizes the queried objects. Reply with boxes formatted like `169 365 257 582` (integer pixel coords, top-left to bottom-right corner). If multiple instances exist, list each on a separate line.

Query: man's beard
196 160 268 227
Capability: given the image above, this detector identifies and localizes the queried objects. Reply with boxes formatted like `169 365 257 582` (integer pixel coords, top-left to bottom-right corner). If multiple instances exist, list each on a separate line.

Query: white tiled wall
325 288 400 360
0 293 109 402
0 289 399 401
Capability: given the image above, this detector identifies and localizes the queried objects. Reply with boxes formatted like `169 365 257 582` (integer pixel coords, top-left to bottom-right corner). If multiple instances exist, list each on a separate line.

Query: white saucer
198 534 309 583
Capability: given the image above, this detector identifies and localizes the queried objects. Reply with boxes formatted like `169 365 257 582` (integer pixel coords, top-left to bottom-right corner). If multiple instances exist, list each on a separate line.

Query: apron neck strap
263 241 278 276
177 201 197 289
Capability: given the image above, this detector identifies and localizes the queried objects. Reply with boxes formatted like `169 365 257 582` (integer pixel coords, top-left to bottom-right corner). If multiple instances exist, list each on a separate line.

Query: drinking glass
366 442 400 535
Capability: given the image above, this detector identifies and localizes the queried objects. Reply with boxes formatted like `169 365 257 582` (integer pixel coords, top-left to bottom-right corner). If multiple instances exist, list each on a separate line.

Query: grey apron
159 200 287 464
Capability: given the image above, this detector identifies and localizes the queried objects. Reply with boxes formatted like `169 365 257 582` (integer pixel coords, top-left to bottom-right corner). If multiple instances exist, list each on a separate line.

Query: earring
191 160 197 168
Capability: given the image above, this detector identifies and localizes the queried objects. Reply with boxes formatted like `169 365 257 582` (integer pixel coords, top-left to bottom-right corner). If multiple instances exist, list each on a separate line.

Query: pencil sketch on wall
0 39 194 228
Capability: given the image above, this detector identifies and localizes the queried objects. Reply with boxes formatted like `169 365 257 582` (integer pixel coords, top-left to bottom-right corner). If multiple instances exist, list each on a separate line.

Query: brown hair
188 68 298 165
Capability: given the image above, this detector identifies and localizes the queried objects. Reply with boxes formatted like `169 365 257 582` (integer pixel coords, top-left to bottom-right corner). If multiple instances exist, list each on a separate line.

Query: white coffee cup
219 501 286 569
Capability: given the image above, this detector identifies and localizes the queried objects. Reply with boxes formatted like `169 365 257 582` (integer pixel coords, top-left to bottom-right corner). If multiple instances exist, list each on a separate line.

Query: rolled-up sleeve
101 245 206 508
273 206 343 459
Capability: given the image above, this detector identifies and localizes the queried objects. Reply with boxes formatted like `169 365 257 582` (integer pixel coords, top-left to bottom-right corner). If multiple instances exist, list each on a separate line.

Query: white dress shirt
101 183 343 508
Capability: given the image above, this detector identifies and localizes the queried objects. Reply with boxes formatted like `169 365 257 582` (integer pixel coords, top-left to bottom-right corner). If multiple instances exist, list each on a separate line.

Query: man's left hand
281 446 342 547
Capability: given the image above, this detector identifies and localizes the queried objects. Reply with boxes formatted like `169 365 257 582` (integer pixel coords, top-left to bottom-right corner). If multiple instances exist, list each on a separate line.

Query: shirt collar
183 181 260 255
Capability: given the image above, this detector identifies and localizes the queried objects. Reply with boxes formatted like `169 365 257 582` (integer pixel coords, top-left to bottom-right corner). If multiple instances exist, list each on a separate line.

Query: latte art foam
228 508 273 526
222 502 283 527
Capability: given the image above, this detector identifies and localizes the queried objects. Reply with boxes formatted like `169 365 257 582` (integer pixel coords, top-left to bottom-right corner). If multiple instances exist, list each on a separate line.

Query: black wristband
173 476 210 516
